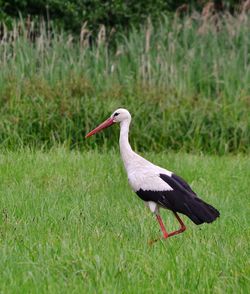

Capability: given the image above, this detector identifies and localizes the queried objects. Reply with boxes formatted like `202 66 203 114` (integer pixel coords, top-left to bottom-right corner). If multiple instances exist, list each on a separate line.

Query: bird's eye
114 112 119 117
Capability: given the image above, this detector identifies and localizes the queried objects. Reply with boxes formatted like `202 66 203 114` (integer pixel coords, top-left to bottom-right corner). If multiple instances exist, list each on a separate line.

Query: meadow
0 149 249 293
0 10 249 293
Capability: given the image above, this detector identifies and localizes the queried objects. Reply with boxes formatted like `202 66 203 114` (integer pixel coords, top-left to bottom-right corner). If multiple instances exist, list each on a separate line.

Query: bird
85 108 220 241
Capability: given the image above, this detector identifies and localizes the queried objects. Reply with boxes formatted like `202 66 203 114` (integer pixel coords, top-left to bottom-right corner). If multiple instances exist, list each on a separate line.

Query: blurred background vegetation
0 1 245 33
0 1 249 153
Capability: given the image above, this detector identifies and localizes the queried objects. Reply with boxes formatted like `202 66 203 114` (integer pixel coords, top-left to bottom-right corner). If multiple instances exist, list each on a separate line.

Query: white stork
86 108 220 241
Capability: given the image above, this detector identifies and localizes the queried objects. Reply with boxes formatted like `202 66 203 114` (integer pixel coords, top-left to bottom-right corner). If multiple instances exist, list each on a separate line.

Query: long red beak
85 117 115 138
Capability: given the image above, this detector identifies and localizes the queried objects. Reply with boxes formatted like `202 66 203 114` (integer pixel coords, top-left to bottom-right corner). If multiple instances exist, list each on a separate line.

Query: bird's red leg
149 213 186 244
168 212 186 237
148 214 168 244
156 214 168 239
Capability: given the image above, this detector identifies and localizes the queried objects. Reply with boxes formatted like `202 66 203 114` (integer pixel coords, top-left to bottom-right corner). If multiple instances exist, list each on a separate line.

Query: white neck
119 119 134 171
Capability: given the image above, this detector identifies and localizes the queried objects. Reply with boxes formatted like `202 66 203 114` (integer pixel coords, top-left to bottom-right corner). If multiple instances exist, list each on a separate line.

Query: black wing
136 173 220 225
171 173 197 195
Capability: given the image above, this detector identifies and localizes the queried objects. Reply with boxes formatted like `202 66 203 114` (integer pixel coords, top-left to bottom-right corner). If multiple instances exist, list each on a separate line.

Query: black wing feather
171 174 197 195
136 173 220 225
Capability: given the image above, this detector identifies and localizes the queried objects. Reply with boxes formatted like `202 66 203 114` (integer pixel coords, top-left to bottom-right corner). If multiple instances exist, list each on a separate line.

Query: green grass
0 14 249 153
0 149 249 293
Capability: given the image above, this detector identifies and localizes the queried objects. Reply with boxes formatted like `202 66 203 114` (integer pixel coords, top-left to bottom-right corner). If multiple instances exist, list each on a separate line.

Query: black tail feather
185 198 220 225
157 173 220 225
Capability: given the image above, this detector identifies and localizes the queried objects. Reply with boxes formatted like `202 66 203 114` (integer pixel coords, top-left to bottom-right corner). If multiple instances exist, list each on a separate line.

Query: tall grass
0 13 249 153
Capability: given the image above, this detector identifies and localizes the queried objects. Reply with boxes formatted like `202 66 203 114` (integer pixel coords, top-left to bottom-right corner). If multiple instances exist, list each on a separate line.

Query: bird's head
111 108 131 123
85 108 131 138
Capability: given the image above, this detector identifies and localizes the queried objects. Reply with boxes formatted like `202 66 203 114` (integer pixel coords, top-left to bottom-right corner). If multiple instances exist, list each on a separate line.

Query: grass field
0 149 249 293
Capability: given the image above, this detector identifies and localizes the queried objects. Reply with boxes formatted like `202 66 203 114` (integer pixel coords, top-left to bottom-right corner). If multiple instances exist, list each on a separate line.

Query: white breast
125 153 173 192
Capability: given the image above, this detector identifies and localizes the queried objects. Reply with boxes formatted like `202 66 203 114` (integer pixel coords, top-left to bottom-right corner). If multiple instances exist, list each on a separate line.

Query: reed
0 13 249 153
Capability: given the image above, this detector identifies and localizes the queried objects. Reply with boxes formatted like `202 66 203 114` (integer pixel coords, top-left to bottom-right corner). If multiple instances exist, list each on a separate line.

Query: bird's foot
149 226 186 245
148 238 159 245
148 233 169 245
